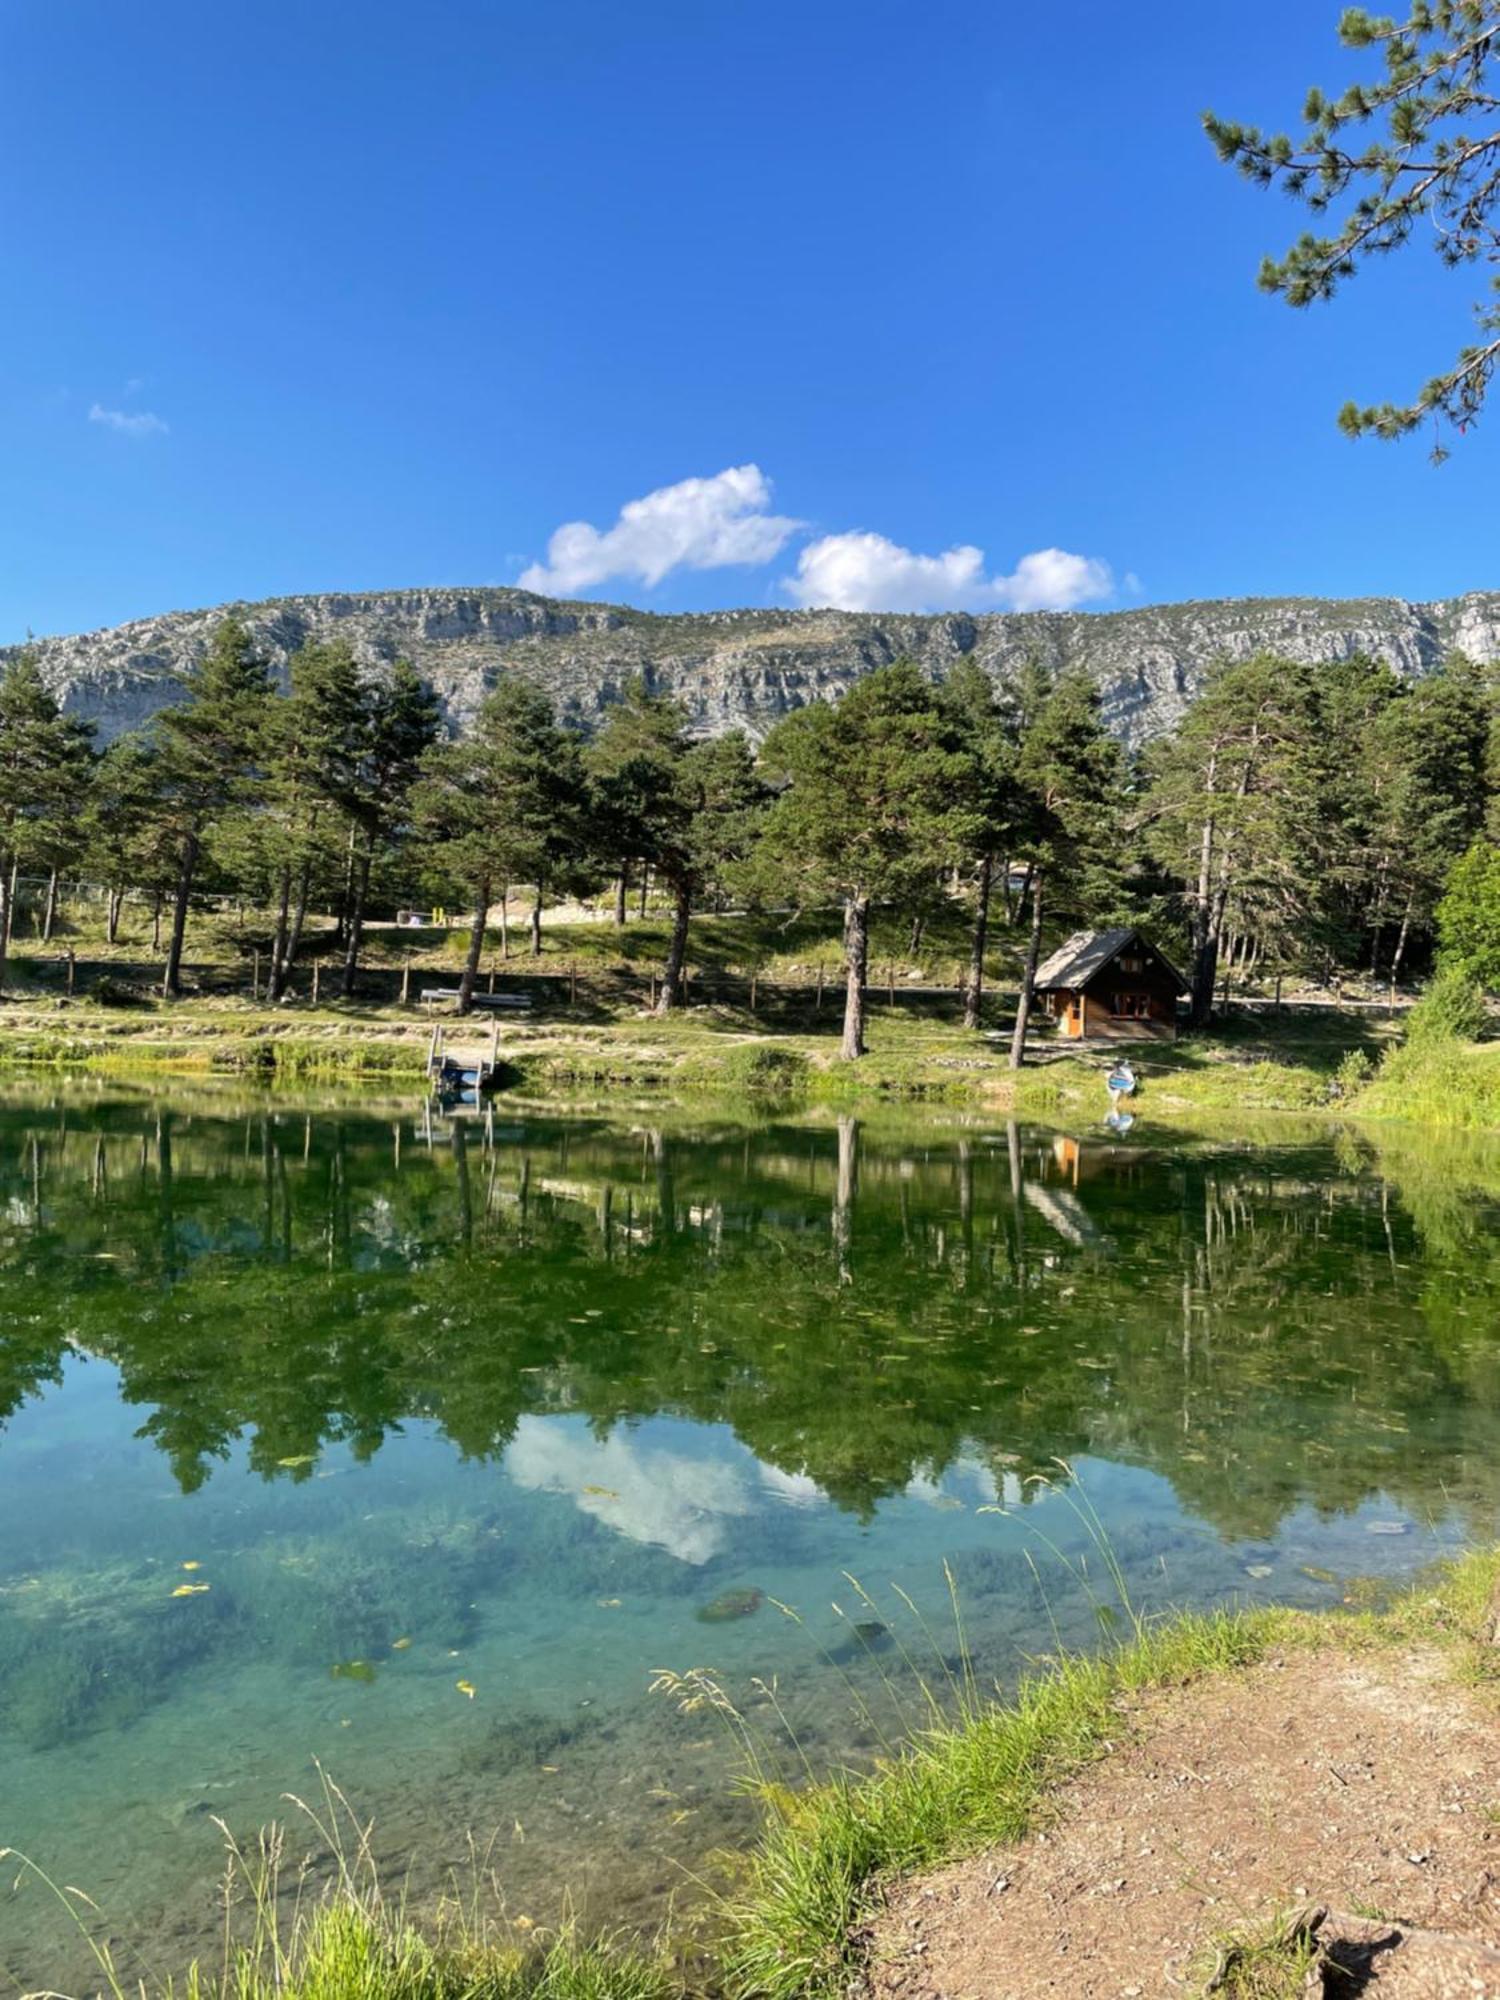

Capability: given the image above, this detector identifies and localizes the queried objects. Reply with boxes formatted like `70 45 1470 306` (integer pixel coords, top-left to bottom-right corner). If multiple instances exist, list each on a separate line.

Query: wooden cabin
1033 927 1186 1042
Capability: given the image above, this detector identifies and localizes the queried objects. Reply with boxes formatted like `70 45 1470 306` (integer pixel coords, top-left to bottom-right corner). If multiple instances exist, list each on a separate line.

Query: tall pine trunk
151 891 163 952
530 883 544 957
340 840 373 999
163 832 199 999
1008 869 1045 1070
1390 889 1416 986
614 865 628 926
1189 810 1218 1027
457 878 491 1015
840 894 869 1061
42 869 59 943
0 851 13 995
106 886 123 946
266 865 293 1002
282 860 312 994
656 878 691 1013
333 826 357 947
964 853 993 1031
499 882 510 960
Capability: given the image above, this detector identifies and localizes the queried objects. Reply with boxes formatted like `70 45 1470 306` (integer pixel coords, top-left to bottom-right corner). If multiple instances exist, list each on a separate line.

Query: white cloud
787 532 1113 615
518 463 800 597
89 402 168 438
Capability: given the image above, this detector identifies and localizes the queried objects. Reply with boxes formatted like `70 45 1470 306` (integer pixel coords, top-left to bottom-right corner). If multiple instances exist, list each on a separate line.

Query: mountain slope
7 585 1499 745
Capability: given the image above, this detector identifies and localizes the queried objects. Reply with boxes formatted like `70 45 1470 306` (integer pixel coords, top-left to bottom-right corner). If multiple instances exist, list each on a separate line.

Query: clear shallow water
1 1087 1499 1992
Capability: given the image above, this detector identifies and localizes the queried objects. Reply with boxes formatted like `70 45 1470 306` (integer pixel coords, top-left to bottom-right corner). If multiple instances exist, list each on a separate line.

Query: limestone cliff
7 585 1498 746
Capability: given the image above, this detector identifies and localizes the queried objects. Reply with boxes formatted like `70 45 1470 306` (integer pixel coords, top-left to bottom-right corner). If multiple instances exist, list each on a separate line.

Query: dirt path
862 1646 1500 1998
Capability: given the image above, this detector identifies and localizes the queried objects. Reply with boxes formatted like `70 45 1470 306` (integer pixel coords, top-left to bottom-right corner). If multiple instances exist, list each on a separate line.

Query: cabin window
1112 991 1150 1018
1119 955 1143 973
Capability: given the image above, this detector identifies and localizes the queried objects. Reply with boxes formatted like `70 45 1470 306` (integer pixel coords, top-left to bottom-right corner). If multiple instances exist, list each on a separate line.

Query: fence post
816 962 824 1010
401 956 412 1005
312 961 322 1005
251 949 260 1001
66 949 75 998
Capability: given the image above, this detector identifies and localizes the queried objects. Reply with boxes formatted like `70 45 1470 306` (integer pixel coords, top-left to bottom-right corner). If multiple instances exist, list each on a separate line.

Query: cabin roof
1033 927 1188 994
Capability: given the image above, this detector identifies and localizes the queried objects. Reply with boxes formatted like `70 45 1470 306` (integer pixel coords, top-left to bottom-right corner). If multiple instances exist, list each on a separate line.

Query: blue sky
2 0 1493 643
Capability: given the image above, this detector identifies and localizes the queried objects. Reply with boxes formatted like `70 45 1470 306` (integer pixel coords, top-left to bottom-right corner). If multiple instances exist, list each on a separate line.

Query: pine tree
339 660 440 998
80 734 176 946
940 656 1025 1030
1206 4 1500 451
414 680 584 1012
152 615 274 998
1006 667 1123 1067
0 653 95 991
756 662 978 1060
655 732 765 1011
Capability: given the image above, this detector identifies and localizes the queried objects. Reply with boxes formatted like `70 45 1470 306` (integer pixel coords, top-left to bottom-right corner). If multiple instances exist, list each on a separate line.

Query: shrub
1403 966 1488 1047
695 1044 810 1096
1437 839 1500 990
89 972 148 1008
1331 1047 1374 1096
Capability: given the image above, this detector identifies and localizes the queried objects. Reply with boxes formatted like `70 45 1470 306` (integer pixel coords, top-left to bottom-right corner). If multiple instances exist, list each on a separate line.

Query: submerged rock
695 1587 764 1624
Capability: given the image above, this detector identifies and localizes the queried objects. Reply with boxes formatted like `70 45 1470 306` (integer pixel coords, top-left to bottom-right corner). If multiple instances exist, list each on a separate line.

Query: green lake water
1 1085 1498 1993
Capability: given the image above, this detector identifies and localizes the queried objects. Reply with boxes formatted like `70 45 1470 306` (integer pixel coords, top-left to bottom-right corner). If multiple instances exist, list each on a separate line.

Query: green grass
1192 1907 1325 1999
717 1545 1500 2000
716 1607 1293 2000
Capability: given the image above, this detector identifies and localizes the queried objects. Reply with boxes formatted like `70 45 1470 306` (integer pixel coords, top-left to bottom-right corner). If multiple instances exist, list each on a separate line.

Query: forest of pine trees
0 621 1496 1060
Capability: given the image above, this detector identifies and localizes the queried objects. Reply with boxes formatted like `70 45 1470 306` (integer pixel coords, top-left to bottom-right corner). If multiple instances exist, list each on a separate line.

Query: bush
1403 966 1488 1047
1331 1047 1374 1097
89 972 148 1008
697 1044 810 1096
1437 839 1500 990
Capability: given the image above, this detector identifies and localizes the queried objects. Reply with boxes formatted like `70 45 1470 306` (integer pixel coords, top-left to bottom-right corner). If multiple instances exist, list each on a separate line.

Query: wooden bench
419 987 533 1011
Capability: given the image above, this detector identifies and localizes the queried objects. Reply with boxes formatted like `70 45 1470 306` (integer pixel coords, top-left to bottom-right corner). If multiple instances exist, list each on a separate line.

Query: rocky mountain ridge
6 585 1499 746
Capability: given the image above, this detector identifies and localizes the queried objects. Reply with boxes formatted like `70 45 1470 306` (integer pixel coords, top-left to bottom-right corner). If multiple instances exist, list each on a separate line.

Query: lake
2 1085 1498 1993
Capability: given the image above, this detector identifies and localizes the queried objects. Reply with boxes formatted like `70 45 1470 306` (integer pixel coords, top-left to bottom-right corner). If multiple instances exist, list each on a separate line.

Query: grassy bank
24 1550 1498 2000
0 904 1493 1132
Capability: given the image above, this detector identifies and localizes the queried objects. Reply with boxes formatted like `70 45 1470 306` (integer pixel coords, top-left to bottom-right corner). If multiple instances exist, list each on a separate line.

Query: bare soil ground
862 1646 1500 1998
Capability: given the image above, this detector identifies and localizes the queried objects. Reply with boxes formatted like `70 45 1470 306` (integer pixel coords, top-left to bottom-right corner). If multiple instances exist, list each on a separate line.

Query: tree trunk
0 851 13 995
656 878 691 1013
106 887 122 946
840 894 869 1061
614 865 628 926
340 841 373 999
908 912 925 954
280 860 312 994
266 865 293 1002
151 890 162 952
964 853 993 1032
499 882 510 960
1008 869 1045 1070
333 825 357 947
1189 819 1218 1027
163 833 199 999
530 884 544 957
1389 888 1417 986
638 868 649 919
456 878 491 1016
41 868 59 943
